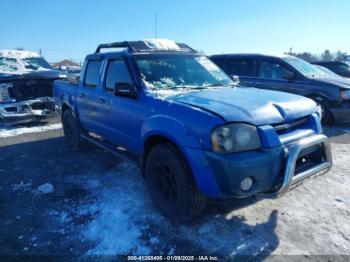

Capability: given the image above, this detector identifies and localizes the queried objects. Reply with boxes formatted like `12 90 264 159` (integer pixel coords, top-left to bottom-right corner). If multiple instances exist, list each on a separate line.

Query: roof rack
95 41 136 53
95 40 196 54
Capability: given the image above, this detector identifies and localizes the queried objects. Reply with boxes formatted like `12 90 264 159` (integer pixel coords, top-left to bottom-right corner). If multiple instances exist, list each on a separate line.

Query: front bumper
257 134 332 198
203 134 332 198
0 97 55 124
330 104 350 124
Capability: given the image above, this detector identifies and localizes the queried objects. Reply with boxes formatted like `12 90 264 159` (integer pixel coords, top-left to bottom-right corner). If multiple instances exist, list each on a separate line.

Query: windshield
22 57 52 70
0 57 20 72
283 56 326 78
135 55 233 89
314 65 340 77
337 63 350 73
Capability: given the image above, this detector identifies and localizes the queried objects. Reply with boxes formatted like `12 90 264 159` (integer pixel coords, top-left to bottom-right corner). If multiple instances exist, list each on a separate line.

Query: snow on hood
142 39 181 51
145 88 194 99
0 50 40 59
171 87 317 125
0 50 53 75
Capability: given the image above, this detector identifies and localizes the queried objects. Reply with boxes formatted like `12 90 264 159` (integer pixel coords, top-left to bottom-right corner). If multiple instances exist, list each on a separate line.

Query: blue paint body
53 48 323 198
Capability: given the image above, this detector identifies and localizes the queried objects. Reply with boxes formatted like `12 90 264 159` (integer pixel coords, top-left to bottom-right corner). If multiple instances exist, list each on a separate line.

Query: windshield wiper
203 83 234 88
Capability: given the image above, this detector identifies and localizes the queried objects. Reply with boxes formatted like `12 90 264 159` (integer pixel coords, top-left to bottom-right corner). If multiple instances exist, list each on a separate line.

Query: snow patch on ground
0 123 62 138
13 181 33 191
80 163 165 255
34 183 54 195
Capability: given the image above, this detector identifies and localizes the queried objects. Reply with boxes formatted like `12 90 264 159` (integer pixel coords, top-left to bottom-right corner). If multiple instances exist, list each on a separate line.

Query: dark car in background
312 61 350 79
210 54 350 124
313 64 342 78
0 50 62 124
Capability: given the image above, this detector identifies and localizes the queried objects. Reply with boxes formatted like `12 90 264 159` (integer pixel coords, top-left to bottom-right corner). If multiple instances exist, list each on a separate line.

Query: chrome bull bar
257 134 332 199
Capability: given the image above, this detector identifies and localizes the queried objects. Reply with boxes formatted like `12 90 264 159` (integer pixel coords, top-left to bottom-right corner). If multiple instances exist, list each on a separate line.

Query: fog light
240 177 253 191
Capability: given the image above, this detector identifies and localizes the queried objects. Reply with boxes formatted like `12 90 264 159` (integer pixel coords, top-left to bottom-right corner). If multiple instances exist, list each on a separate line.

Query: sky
1 0 350 63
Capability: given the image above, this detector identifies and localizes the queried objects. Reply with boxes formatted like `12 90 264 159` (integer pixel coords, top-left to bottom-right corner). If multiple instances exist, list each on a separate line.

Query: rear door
76 59 104 133
224 58 258 87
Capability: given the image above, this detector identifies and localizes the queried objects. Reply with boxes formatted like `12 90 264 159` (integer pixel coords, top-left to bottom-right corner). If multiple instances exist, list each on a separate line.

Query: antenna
154 14 158 49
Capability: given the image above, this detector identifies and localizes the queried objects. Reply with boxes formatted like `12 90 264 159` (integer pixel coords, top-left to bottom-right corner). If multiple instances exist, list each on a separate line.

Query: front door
256 60 304 94
100 58 143 152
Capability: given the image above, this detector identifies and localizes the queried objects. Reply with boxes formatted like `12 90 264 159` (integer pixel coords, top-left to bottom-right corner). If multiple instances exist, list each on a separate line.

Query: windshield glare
0 57 20 72
283 56 326 78
135 55 233 89
22 57 52 70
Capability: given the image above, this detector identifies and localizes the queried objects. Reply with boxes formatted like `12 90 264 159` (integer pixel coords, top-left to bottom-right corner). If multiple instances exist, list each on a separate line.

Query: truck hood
171 87 316 126
312 76 350 90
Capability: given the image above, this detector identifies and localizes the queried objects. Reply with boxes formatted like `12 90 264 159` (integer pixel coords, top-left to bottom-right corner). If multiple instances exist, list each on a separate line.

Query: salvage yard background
0 116 349 257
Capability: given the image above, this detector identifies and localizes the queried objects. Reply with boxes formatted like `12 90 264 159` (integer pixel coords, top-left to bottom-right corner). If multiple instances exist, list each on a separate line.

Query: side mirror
230 75 240 83
114 82 138 98
283 71 296 81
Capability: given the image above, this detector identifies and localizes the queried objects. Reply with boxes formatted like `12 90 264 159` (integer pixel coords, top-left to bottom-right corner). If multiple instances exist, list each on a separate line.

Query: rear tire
62 110 85 151
145 143 206 223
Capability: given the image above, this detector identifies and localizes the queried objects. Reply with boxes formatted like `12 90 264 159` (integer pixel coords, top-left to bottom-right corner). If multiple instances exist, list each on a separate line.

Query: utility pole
154 14 158 48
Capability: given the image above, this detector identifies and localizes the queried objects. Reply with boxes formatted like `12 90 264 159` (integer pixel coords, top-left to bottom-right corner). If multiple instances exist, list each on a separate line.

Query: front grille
294 144 326 175
4 106 18 112
274 117 308 133
31 101 54 110
9 79 54 101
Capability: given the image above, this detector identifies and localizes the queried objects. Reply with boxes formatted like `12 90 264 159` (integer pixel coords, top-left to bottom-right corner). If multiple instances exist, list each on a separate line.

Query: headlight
0 83 13 103
340 90 350 100
211 123 261 153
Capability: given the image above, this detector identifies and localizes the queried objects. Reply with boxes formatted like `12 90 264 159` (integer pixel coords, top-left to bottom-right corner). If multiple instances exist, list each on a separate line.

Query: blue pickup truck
53 39 332 222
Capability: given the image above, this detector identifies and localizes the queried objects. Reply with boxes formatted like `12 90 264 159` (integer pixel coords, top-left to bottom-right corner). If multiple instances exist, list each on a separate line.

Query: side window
105 60 133 92
84 60 102 87
258 61 292 80
226 59 256 77
211 57 226 68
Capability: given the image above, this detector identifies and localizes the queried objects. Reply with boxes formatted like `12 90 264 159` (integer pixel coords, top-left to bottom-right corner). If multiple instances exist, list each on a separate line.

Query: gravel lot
0 116 349 259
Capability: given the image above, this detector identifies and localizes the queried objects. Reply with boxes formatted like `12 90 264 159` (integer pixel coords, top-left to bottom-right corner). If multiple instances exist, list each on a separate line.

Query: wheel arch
140 133 192 178
306 94 334 123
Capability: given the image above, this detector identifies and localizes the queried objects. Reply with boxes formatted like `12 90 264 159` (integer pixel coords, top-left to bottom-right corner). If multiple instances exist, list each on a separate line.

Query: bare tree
334 50 348 61
285 49 318 63
321 50 333 61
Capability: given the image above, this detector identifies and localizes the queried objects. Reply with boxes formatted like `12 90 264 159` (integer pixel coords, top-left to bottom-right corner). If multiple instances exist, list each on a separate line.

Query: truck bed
53 80 77 110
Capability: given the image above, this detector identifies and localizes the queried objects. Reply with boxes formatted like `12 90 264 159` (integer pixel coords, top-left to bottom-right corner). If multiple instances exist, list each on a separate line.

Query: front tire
62 110 85 151
145 143 206 222
313 97 333 125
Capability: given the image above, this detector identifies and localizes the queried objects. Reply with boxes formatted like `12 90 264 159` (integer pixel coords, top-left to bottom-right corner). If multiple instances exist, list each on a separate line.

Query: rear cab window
84 60 102 88
105 59 133 92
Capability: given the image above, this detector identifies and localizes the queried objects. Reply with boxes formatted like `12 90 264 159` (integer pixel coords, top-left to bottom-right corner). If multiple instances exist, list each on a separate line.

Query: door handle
78 93 86 99
98 97 106 104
